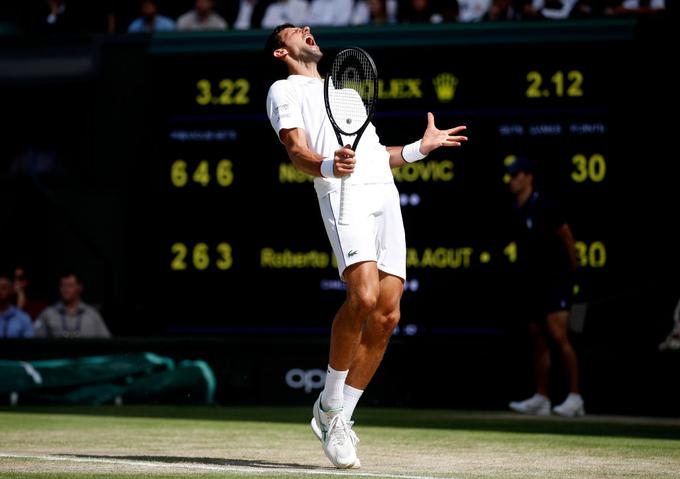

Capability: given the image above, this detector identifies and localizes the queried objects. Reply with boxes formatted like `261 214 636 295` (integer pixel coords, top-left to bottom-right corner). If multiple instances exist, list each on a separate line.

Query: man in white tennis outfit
265 23 468 469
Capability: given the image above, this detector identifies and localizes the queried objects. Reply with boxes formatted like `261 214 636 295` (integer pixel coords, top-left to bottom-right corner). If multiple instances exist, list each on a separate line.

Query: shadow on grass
62 453 321 471
2 405 680 440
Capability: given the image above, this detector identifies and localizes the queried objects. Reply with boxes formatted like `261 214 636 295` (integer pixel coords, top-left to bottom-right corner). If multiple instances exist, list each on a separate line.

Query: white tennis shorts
318 182 406 281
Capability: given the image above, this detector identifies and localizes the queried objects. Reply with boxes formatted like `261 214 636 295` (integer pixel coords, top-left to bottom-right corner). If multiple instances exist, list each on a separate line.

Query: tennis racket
324 47 378 225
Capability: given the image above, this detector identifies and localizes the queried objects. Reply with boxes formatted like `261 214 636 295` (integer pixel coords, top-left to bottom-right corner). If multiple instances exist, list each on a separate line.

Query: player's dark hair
264 23 295 78
264 23 295 57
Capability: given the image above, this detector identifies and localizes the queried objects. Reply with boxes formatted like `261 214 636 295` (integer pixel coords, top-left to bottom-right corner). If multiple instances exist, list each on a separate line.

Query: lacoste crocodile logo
348 250 358 257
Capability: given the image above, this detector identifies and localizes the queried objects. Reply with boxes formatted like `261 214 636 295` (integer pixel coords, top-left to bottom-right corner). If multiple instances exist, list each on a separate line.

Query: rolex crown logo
433 73 459 103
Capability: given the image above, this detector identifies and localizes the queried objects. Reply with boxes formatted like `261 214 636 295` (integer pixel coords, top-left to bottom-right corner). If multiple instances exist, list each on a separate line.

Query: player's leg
311 261 378 469
346 271 403 391
324 260 380 410
312 190 378 468
329 261 381 371
341 183 405 421
316 188 380 408
313 271 402 469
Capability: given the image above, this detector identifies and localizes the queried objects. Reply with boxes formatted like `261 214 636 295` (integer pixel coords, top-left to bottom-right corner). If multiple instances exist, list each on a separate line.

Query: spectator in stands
523 0 578 19
351 0 390 25
128 0 176 32
12 266 48 321
261 0 308 28
457 0 492 21
0 273 34 338
505 156 585 417
177 0 228 31
568 0 601 17
435 0 460 22
398 0 441 23
607 0 665 16
658 295 680 351
232 0 259 29
305 0 354 26
40 0 76 33
34 271 111 338
486 0 524 20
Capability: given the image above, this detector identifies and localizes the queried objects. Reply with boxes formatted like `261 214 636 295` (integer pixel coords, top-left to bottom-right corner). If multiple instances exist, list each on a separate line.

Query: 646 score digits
171 159 233 188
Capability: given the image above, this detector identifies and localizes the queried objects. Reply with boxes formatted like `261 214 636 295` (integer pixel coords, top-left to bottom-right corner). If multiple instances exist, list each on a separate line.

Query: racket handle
338 176 351 225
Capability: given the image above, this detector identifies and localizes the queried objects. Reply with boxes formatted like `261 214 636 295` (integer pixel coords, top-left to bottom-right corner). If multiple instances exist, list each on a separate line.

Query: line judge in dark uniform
505 155 585 417
34 272 111 338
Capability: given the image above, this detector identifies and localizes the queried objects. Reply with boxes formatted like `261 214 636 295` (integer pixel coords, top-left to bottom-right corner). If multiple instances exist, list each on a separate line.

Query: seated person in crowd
41 0 76 33
398 0 441 23
34 272 111 338
607 0 665 16
13 266 48 321
524 0 578 19
177 0 228 31
457 0 492 21
304 0 354 26
486 0 524 20
0 273 34 339
350 0 391 25
261 0 308 28
659 295 680 351
232 0 259 29
128 0 176 32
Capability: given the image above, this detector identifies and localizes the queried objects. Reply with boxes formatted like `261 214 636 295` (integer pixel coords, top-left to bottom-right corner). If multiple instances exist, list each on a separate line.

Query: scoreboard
124 21 673 336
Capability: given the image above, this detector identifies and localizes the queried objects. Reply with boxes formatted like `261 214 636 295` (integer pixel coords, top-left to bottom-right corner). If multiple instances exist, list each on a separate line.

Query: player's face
278 26 322 63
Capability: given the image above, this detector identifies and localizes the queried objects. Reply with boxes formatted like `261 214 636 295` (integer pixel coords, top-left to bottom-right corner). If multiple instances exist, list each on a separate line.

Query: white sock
321 365 348 411
343 384 364 422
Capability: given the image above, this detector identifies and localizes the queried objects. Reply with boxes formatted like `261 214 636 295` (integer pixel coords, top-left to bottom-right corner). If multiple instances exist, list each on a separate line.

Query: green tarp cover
0 353 215 405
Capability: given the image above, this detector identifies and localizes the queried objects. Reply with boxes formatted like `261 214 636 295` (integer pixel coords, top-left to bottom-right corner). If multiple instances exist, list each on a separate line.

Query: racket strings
327 50 377 136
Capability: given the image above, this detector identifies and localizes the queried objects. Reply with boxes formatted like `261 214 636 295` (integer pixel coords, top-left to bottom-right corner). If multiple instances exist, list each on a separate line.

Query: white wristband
320 158 336 178
402 140 427 163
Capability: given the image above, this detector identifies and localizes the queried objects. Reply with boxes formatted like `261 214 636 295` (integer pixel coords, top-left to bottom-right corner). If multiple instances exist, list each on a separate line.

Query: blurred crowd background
0 0 669 37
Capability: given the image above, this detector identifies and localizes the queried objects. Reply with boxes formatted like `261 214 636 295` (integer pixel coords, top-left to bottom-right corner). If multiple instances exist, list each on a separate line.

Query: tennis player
265 24 468 469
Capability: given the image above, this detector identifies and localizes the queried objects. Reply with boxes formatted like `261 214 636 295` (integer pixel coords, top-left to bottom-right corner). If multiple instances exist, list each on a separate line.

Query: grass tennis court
1 406 679 479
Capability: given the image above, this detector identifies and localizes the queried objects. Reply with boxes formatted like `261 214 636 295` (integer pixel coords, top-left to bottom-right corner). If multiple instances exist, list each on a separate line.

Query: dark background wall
1 19 677 414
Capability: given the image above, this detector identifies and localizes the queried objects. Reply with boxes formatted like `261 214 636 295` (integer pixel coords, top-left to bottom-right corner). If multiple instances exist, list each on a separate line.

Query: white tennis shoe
310 417 361 468
509 393 551 416
552 394 585 417
311 395 359 469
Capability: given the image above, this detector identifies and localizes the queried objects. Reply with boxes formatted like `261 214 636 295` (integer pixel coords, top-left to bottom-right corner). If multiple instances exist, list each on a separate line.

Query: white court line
0 452 457 479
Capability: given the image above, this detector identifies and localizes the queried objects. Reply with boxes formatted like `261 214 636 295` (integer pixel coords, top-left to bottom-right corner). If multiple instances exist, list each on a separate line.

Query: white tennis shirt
266 74 393 198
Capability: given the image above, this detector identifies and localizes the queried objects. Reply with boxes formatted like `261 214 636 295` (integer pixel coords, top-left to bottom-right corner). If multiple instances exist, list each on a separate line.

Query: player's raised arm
279 127 355 178
387 112 468 168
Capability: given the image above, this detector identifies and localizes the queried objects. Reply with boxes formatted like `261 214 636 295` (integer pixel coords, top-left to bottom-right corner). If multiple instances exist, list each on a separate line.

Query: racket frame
323 47 378 226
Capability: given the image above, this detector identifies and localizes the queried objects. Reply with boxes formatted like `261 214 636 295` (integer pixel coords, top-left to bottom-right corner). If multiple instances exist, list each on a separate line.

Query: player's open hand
420 112 467 155
334 146 355 177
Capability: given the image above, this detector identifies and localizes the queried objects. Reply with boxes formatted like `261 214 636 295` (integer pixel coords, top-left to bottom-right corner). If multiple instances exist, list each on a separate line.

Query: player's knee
373 309 400 337
347 290 378 316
